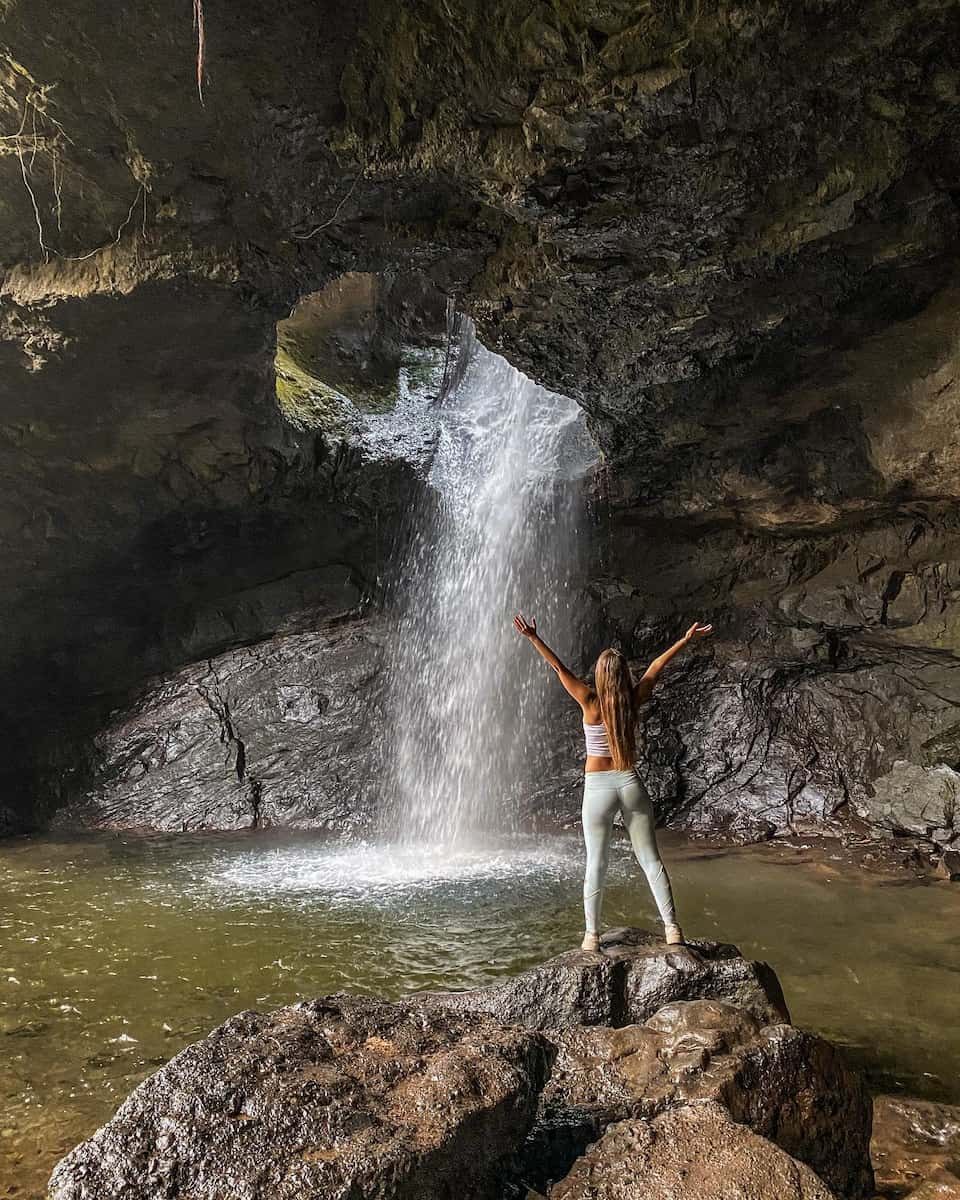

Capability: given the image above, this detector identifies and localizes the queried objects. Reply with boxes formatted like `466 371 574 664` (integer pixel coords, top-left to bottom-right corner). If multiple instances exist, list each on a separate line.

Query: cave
2 1 960 1195
2 1 959 844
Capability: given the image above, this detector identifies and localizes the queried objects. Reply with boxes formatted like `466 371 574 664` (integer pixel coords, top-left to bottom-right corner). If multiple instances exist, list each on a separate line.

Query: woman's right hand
513 613 537 638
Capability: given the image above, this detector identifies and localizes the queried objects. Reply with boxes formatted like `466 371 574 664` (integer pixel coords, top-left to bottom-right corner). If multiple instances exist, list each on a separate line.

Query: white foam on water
200 836 580 902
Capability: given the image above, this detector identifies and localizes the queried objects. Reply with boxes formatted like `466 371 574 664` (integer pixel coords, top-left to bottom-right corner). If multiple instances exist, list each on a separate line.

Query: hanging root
2 82 148 263
61 184 145 262
193 0 206 106
2 86 61 260
16 135 51 260
52 147 63 232
293 170 364 240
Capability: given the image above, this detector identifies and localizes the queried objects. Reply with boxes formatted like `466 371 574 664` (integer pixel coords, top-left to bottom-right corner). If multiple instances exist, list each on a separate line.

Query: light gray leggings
582 768 677 934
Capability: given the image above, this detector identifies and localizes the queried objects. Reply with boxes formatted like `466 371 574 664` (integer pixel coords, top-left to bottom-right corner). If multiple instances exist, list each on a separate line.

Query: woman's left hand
513 613 537 638
684 621 713 641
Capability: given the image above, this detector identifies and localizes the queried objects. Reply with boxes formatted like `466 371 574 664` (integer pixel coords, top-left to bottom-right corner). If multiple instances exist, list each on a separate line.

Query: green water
1 830 959 1199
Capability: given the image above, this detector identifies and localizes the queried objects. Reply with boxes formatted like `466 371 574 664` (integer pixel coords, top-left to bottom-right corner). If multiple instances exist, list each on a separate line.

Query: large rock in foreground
421 927 790 1030
47 996 551 1200
531 999 872 1199
47 932 874 1200
549 1101 838 1200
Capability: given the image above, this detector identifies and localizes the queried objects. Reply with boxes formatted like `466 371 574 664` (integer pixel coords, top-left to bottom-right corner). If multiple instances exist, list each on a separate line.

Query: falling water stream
380 321 595 845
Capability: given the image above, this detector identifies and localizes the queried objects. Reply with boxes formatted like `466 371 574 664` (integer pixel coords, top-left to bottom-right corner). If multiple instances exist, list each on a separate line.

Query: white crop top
583 720 611 756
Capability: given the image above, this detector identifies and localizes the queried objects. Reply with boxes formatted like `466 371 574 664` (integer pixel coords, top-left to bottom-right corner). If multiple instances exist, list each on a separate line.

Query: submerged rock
871 1094 960 1199
549 1101 838 1200
47 996 551 1200
421 927 790 1031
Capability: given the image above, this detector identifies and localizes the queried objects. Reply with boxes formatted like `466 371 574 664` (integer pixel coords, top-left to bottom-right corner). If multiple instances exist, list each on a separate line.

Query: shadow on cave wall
0 271 453 830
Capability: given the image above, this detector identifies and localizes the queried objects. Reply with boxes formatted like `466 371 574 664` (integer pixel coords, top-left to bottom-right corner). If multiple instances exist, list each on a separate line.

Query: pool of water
2 829 959 1198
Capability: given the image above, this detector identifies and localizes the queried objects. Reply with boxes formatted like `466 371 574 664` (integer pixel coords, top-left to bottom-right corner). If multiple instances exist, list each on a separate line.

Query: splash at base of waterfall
201 834 580 902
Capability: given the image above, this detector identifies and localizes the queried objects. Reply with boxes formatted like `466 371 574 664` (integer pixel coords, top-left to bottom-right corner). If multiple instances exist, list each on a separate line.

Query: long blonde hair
594 648 638 770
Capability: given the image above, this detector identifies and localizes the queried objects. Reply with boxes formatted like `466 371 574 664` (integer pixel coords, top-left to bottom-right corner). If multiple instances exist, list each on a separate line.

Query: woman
513 614 713 952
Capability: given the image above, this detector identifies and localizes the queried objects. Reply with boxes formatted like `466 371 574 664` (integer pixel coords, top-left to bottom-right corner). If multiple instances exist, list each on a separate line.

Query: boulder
603 927 791 1026
47 943 876 1200
47 996 552 1200
858 762 960 848
421 945 619 1030
548 1101 838 1200
420 927 789 1031
936 850 960 881
528 999 872 1198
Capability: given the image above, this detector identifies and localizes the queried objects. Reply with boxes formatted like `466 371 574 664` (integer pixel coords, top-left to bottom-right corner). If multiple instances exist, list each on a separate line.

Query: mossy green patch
274 345 356 434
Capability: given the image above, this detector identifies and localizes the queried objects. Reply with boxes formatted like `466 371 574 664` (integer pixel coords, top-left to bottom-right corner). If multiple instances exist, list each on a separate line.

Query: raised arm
513 614 591 706
635 621 713 701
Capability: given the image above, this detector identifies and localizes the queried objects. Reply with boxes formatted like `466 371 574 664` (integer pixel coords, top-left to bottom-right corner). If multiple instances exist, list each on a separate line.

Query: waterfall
379 321 594 846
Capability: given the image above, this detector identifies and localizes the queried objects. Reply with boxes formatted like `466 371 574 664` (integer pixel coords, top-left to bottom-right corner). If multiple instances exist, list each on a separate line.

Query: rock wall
50 618 389 834
591 504 960 848
2 0 960 836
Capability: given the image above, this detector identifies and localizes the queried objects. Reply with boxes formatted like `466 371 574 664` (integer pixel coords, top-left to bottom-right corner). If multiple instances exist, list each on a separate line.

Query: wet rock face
47 996 553 1200
420 927 790 1031
549 1102 838 1200
586 507 960 846
51 618 388 834
0 272 424 829
639 637 960 847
